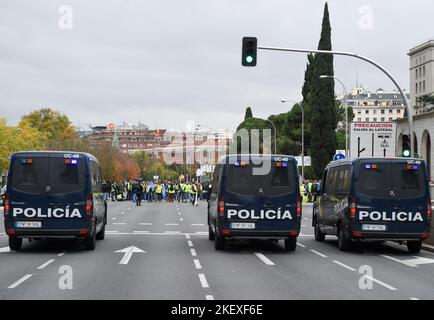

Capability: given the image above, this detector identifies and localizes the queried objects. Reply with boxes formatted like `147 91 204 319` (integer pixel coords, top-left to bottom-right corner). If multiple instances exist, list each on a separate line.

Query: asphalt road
1 200 434 300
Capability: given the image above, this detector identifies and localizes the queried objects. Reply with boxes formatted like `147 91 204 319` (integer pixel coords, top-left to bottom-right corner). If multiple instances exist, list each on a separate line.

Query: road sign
294 156 311 167
350 122 396 158
333 153 346 161
114 246 146 265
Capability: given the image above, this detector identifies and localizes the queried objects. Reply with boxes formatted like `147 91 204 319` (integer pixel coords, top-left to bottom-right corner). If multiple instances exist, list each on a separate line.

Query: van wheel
9 236 22 251
214 231 225 250
208 224 215 241
284 237 297 251
84 227 96 250
96 225 105 240
314 220 326 242
407 240 422 253
337 228 352 252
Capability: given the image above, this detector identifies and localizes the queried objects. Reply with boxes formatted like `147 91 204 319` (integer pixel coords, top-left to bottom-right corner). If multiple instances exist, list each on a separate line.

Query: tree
244 107 253 120
309 3 338 178
19 108 79 150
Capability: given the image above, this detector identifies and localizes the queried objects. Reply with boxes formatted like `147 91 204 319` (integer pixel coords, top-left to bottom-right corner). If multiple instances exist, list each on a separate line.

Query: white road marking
165 223 179 226
138 223 152 226
195 232 208 235
332 260 356 272
37 259 55 270
8 274 32 289
106 231 119 233
198 274 209 288
254 253 275 266
297 243 306 248
298 234 314 237
112 223 126 225
310 249 327 258
112 217 117 221
410 297 420 300
366 276 397 291
381 255 434 268
114 246 146 265
57 251 67 257
165 231 181 234
133 231 150 234
121 211 125 214
191 249 197 257
193 259 202 269
185 234 191 239
206 295 215 300
106 232 208 237
0 247 12 253
191 224 205 226
187 241 194 247
180 218 184 221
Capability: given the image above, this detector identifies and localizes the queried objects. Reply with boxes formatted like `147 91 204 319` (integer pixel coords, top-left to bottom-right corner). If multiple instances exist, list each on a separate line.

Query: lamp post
282 100 304 181
319 75 349 158
264 119 277 154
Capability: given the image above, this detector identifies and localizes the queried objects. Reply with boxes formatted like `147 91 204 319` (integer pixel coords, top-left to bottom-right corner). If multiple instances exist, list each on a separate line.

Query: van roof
218 154 296 165
326 157 424 169
11 151 100 164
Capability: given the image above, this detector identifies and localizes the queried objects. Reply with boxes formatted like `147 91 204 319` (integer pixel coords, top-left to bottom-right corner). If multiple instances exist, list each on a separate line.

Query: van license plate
16 221 42 228
231 223 255 229
362 224 386 231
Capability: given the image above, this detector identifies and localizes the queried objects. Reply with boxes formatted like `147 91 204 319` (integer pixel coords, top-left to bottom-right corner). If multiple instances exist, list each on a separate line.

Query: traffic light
402 135 411 157
242 37 257 66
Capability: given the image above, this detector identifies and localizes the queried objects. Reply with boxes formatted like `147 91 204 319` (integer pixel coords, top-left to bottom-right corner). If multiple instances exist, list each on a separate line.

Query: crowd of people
102 179 209 207
301 180 321 202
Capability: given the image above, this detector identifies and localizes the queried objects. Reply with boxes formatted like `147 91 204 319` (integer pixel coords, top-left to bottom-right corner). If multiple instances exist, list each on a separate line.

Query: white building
344 87 408 123
408 39 434 114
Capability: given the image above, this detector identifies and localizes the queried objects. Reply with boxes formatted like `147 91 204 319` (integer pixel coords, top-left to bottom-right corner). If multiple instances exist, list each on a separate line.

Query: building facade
408 40 434 114
344 87 408 123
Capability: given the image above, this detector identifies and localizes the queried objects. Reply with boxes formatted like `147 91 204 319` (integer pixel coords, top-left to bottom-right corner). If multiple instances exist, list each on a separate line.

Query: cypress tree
244 107 253 120
309 2 337 178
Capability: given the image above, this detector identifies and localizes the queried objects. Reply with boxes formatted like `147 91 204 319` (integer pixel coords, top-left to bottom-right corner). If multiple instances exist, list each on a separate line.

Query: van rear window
11 156 85 195
11 157 49 194
225 163 296 196
356 162 426 198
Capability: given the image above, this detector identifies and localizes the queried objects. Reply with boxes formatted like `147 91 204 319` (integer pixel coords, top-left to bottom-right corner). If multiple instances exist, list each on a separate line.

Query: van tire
84 227 96 250
214 232 225 250
337 228 352 252
9 236 22 251
284 237 297 251
407 240 422 253
96 225 105 240
208 224 215 241
314 220 326 242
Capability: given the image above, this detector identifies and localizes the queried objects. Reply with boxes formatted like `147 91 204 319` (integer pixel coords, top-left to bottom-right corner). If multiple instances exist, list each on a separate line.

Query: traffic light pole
257 45 415 157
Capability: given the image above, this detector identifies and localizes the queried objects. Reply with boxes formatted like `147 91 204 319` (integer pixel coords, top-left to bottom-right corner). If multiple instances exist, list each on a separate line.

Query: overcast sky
0 0 433 131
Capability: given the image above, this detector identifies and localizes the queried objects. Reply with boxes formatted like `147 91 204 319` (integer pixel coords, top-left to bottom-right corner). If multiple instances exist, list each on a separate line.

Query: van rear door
223 159 299 233
45 153 88 230
355 160 429 235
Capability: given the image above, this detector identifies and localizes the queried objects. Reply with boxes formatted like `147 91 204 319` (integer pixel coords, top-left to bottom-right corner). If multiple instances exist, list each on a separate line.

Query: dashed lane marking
138 223 152 226
332 260 357 272
366 276 398 291
57 251 67 257
194 259 202 269
198 274 209 288
165 223 179 226
191 224 205 226
112 223 127 225
254 253 275 266
297 243 307 248
310 249 327 258
187 241 194 247
8 274 33 289
37 259 55 270
206 295 215 300
133 231 150 234
191 249 197 257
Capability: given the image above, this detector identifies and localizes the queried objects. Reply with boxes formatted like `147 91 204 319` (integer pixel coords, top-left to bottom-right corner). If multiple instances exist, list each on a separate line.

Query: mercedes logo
258 188 264 195
45 185 52 193
389 190 396 198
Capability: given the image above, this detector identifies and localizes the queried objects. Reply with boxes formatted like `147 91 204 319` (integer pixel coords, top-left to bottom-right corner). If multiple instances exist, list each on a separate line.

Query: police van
313 158 431 253
4 151 107 251
208 155 302 251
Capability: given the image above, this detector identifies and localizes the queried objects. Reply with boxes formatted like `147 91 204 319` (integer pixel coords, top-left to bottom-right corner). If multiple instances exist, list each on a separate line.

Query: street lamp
282 99 304 182
319 75 349 158
264 119 277 154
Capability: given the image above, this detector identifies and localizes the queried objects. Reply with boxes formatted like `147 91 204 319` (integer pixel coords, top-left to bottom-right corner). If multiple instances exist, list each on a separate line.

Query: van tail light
296 195 302 219
218 195 225 216
349 196 357 220
4 193 9 217
86 194 93 216
427 199 432 223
